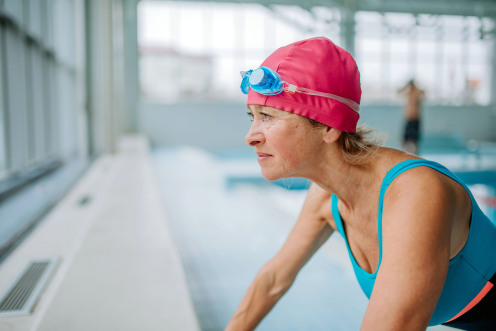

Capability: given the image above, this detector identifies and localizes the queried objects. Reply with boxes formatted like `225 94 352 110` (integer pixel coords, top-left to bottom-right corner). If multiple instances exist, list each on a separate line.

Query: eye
246 112 254 122
260 112 270 120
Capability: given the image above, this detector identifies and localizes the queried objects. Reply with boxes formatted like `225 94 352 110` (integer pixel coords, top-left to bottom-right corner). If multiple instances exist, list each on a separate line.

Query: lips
256 152 273 162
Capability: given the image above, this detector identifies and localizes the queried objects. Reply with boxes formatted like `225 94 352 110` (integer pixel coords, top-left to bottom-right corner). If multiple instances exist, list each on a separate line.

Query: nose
245 122 265 146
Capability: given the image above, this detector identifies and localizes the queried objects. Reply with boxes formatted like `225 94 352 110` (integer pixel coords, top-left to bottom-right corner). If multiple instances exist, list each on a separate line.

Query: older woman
225 37 496 331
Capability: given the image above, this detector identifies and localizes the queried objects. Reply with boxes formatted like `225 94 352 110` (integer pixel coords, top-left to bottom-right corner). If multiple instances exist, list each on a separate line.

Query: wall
138 101 496 150
138 102 252 150
360 104 496 148
85 0 139 155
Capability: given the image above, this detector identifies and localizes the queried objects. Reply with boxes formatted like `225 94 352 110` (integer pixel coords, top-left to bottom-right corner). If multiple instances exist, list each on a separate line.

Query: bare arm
361 169 456 330
225 183 335 331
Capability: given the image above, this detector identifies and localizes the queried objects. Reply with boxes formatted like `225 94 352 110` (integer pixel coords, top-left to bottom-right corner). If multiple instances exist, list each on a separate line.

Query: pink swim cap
247 37 361 133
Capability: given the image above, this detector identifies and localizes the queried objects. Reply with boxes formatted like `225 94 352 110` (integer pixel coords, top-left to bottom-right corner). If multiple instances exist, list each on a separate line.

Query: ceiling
157 0 496 17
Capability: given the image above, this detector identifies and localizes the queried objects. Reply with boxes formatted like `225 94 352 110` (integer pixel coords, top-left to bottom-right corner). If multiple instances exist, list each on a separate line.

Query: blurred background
0 0 495 330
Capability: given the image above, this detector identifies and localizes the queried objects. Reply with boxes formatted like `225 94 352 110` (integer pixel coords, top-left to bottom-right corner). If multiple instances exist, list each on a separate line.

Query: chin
260 169 283 182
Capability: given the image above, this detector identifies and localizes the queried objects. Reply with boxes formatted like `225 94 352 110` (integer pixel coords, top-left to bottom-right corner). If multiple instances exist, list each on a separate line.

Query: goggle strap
286 84 297 93
240 68 360 113
288 84 360 113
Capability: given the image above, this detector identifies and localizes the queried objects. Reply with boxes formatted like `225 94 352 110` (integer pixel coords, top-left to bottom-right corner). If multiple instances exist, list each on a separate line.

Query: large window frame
355 12 494 105
138 1 343 103
0 15 7 180
138 1 495 107
0 0 79 198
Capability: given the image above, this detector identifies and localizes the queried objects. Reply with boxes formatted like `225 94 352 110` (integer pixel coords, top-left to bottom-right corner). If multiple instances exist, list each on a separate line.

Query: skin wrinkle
246 105 326 182
247 106 383 275
247 105 376 210
246 106 463 271
228 103 474 331
225 36 490 331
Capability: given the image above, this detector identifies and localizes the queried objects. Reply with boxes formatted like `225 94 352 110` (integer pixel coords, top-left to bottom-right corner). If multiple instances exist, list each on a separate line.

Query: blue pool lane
153 147 494 331
153 148 367 330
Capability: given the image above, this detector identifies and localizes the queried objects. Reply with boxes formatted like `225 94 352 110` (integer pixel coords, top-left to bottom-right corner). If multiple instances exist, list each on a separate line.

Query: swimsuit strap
332 159 470 279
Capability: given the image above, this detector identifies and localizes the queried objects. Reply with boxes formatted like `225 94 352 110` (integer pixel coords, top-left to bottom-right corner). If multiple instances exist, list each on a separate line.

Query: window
139 2 494 106
138 1 342 102
0 0 79 193
0 23 7 180
355 12 494 105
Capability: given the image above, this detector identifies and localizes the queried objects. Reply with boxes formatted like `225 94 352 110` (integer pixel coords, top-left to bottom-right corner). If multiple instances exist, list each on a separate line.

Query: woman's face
245 105 324 181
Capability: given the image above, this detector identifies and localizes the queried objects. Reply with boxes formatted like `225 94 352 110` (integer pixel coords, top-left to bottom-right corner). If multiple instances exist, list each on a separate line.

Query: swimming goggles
240 66 360 113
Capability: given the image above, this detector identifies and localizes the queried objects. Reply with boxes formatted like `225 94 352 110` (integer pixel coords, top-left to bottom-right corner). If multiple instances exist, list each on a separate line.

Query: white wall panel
0 25 7 179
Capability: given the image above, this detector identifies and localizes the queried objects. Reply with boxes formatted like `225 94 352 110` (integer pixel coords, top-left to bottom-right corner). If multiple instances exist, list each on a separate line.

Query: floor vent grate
0 259 58 317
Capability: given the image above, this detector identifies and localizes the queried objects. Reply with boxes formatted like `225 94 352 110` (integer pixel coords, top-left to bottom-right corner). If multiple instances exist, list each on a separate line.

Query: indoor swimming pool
152 146 496 331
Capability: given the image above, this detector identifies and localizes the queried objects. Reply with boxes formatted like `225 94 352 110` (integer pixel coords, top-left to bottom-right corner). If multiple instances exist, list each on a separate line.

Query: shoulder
385 164 454 203
364 165 453 329
379 163 456 271
381 163 458 237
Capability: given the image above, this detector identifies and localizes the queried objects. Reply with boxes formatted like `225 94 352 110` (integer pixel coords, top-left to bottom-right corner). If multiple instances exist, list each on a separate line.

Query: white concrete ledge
0 135 200 331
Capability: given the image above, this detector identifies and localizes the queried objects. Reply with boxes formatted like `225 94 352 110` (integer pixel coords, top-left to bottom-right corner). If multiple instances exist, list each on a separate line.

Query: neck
302 148 383 211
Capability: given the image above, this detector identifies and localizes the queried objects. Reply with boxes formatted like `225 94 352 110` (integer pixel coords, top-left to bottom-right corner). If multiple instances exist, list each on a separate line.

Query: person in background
225 37 496 331
398 79 425 155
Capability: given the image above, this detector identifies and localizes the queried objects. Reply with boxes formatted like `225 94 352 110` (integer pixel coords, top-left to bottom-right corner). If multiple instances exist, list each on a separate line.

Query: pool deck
0 136 200 331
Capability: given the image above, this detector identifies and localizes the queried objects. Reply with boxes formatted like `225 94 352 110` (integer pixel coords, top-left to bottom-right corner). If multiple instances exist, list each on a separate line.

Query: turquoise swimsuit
331 159 496 326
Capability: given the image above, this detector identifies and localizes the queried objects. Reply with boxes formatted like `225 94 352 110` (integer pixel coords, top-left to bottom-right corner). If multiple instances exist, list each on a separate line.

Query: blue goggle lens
239 66 361 113
240 67 284 96
240 70 252 94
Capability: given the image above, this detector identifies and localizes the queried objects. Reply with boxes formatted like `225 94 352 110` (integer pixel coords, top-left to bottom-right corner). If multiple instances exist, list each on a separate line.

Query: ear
323 127 342 144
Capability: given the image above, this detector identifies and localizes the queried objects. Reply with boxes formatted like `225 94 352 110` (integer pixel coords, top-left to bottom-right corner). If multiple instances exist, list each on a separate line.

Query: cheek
271 124 313 162
265 124 295 150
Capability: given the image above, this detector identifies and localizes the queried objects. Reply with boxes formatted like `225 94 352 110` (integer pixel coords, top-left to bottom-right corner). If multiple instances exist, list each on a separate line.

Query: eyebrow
247 105 260 111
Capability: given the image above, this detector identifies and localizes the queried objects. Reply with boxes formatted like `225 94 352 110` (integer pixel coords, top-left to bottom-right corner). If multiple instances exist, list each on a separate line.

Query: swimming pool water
153 146 495 331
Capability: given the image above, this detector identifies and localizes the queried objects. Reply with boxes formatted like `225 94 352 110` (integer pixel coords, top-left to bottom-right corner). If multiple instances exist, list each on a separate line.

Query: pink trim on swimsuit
446 281 494 323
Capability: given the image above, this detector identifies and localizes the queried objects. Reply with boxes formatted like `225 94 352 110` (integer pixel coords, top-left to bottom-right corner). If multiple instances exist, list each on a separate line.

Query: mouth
256 152 273 162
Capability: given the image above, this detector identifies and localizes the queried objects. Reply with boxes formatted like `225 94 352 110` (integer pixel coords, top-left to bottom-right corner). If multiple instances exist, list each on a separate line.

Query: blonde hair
304 117 381 165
